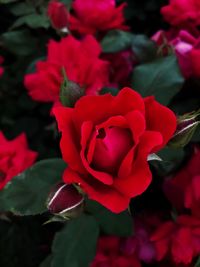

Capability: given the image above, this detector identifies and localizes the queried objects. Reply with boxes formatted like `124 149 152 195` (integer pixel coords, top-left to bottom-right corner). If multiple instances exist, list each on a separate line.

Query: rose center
91 127 133 174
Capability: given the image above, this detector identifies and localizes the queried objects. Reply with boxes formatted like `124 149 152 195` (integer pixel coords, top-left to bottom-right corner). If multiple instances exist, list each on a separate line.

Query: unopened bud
47 0 69 31
47 182 84 219
60 68 84 107
169 110 200 148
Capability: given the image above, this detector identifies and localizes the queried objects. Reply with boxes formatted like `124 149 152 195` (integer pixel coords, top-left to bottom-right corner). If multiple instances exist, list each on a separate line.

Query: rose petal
144 96 177 151
114 131 163 197
111 87 145 116
73 93 114 128
53 106 85 173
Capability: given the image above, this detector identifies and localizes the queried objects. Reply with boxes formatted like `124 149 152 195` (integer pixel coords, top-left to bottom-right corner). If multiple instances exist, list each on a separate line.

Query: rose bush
53 87 177 212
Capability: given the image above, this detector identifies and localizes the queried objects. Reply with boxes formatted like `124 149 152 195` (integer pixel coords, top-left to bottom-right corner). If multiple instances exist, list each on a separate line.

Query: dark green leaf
11 13 50 29
10 2 35 16
1 30 38 56
39 256 53 267
51 215 99 267
60 0 73 7
132 55 184 105
101 30 133 53
131 34 157 63
156 147 185 175
0 159 66 215
195 256 200 267
0 0 19 3
86 200 133 237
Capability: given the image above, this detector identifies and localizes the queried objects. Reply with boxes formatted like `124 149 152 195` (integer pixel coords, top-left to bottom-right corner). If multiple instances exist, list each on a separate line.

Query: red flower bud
47 182 84 218
47 0 69 30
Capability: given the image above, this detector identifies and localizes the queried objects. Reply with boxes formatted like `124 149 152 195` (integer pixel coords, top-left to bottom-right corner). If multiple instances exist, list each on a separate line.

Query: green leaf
51 215 99 267
131 34 157 63
101 30 133 53
10 2 35 16
60 0 73 7
132 55 184 105
1 30 37 56
195 256 200 267
0 0 19 3
86 200 133 237
11 13 50 29
156 147 185 175
0 159 66 215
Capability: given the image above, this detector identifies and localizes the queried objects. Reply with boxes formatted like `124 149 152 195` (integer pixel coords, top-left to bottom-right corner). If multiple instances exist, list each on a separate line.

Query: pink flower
152 29 200 78
69 0 128 35
0 132 37 189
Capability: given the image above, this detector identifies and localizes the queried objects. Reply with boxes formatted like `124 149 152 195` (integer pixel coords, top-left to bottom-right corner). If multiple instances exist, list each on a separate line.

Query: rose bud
169 111 200 148
47 0 69 32
60 68 84 107
47 182 84 219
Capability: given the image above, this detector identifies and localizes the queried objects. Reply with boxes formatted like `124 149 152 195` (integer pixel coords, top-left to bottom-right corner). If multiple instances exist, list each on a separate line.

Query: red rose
53 88 176 213
161 0 200 29
0 132 37 189
164 147 200 218
151 215 200 264
69 0 128 35
47 0 69 30
91 236 141 267
24 35 109 103
101 50 136 87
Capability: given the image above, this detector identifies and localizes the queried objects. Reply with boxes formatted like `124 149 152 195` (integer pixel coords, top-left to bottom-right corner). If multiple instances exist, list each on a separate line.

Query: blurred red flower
47 0 69 30
91 236 141 267
69 0 128 35
161 0 200 30
102 50 136 87
0 132 37 189
164 147 200 218
24 35 109 103
151 215 200 265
